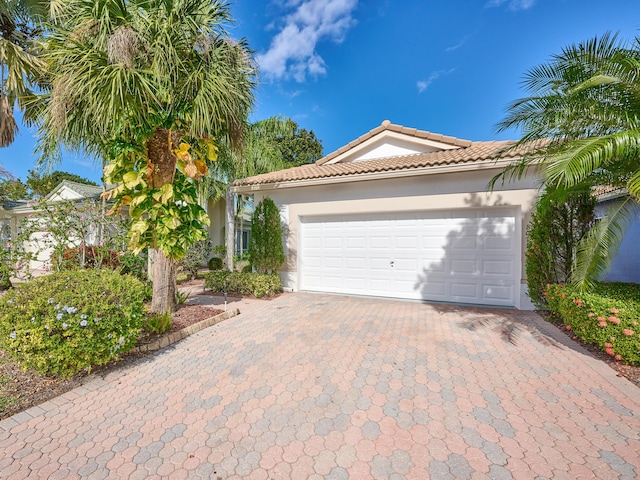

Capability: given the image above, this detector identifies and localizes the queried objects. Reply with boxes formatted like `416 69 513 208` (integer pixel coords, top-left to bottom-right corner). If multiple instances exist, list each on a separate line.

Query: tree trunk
225 187 235 271
146 127 181 313
150 247 177 314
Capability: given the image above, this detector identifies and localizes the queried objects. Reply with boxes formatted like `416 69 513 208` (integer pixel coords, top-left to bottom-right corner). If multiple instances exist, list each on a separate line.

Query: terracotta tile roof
235 139 524 187
592 185 627 198
316 120 472 166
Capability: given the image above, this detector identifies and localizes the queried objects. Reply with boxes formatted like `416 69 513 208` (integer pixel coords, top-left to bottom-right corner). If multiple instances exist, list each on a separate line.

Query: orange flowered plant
545 283 640 364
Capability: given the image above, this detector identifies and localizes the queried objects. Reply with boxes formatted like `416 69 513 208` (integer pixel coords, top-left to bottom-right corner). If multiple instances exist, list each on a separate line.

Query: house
233 120 541 310
0 179 248 271
0 180 108 272
595 188 640 284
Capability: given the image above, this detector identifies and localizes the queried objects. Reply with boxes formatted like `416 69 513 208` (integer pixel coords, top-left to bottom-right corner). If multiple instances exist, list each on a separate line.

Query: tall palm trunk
225 187 235 271
147 127 179 314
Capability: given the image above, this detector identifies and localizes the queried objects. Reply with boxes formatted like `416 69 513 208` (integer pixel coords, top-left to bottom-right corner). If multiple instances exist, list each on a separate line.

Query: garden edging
130 308 240 354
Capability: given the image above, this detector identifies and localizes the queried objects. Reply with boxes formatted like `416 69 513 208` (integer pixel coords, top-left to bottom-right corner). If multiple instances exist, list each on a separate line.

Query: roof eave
232 157 521 194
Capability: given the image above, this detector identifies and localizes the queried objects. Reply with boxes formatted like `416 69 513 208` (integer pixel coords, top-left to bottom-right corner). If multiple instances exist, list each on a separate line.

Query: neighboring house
0 180 107 272
595 188 640 284
233 120 541 310
0 179 246 270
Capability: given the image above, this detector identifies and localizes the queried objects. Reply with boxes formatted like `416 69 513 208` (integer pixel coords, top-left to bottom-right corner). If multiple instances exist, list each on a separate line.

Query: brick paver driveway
1 293 639 479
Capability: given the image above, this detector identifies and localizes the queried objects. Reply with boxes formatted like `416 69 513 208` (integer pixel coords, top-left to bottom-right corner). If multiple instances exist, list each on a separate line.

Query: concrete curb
129 308 240 354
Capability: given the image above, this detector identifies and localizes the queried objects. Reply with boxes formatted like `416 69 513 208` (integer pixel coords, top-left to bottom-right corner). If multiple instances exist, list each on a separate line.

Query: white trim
322 130 463 165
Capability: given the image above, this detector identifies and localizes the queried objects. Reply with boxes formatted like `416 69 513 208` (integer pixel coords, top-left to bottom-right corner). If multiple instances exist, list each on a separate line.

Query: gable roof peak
316 120 473 166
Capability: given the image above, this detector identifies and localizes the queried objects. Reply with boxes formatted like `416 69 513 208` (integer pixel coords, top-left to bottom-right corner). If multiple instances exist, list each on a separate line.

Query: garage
299 209 519 307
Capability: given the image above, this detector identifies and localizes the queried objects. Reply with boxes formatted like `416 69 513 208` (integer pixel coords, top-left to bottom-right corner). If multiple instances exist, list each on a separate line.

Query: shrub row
545 283 640 364
0 270 146 377
204 271 282 298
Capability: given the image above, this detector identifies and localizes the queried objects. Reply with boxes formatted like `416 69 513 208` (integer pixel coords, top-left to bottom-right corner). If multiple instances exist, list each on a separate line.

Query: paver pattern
1 293 639 479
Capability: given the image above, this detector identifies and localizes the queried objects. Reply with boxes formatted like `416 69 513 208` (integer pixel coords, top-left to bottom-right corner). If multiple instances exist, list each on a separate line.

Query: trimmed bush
545 282 640 364
525 187 595 308
248 197 285 274
208 257 223 271
204 271 282 298
0 270 146 377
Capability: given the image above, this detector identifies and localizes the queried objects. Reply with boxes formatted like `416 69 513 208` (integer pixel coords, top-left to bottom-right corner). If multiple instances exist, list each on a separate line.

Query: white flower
80 314 88 320
56 313 63 320
62 323 69 329
30 317 36 323
9 331 16 339
48 297 55 304
80 320 87 327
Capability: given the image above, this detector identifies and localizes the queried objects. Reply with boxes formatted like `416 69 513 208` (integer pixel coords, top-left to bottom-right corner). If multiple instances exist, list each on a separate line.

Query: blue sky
1 0 639 183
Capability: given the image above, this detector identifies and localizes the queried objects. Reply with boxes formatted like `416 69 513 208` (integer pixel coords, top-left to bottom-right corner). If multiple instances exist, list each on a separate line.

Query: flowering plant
546 283 640 364
0 270 145 376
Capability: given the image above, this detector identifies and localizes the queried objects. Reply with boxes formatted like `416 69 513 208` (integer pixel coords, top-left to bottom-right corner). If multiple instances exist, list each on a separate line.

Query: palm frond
571 195 638 290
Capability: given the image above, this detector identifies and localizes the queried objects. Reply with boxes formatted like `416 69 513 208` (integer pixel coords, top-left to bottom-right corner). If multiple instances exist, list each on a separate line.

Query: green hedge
204 271 282 298
0 270 146 377
546 283 640 364
208 257 223 271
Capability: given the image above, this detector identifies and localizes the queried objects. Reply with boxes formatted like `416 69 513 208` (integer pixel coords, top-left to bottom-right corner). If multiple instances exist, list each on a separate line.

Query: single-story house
233 120 541 310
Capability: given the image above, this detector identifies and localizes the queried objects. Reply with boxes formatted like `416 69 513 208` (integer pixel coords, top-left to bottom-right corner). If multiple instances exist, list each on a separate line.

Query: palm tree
495 32 640 289
0 0 46 147
208 116 291 270
33 0 255 313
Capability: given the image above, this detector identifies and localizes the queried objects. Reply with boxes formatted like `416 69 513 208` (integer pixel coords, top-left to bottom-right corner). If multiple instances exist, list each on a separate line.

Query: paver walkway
1 293 639 479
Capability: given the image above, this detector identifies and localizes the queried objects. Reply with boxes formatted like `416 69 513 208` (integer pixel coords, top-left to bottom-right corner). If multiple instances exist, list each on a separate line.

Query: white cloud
446 35 471 52
485 0 536 11
417 69 455 93
257 0 358 82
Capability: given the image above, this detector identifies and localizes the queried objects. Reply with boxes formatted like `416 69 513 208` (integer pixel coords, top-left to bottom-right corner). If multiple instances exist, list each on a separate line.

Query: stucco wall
207 198 226 247
596 199 640 284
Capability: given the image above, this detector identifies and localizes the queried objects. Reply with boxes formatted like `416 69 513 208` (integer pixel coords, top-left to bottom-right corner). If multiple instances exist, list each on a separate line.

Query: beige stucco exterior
207 197 226 248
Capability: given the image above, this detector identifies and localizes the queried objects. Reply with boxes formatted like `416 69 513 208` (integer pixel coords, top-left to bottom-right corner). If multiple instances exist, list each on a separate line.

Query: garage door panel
483 284 513 301
449 236 478 250
450 259 478 274
483 235 514 250
417 280 447 297
346 257 367 269
421 259 447 273
300 210 518 307
370 236 392 248
482 259 513 275
450 282 479 299
395 235 418 248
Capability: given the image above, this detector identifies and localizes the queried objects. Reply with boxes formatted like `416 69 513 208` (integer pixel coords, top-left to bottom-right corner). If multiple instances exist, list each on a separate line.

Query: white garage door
299 210 519 307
